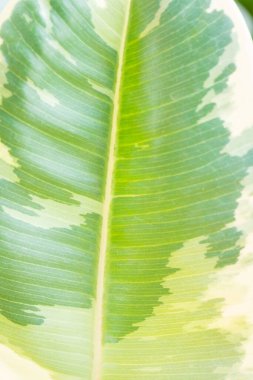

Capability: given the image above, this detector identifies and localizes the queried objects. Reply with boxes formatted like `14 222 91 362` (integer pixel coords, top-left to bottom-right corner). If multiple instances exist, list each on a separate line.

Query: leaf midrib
91 1 132 379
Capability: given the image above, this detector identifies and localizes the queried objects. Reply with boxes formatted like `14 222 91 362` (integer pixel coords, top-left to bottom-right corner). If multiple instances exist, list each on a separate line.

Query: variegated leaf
0 0 253 379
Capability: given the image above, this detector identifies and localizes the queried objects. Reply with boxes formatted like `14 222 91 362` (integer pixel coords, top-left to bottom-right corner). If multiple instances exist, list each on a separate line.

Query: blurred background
238 0 253 36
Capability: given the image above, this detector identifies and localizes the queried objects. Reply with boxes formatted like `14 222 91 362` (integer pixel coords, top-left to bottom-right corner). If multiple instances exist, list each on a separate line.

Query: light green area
3 194 102 229
0 0 252 379
87 0 128 51
0 305 94 379
104 237 244 379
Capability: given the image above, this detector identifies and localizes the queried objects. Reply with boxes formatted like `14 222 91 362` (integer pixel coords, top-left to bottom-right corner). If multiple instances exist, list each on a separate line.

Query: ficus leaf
0 1 253 379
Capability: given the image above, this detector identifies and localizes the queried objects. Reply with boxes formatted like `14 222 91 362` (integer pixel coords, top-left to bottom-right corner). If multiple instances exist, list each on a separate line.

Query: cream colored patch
95 0 106 8
48 40 77 66
0 10 12 105
0 140 17 166
88 79 113 100
0 140 19 182
3 194 102 229
0 344 52 380
232 168 253 235
140 0 172 39
40 0 77 66
27 79 59 107
204 169 253 378
87 0 128 51
199 0 253 157
23 13 32 24
204 253 253 378
0 160 18 182
38 0 52 34
0 52 12 104
0 0 19 26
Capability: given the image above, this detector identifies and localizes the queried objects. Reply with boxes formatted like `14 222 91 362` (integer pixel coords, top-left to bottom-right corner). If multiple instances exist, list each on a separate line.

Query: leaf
0 0 253 379
238 0 253 17
238 1 253 35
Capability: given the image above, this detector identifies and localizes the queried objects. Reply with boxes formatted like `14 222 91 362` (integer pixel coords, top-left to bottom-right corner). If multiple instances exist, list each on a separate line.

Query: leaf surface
0 0 253 379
